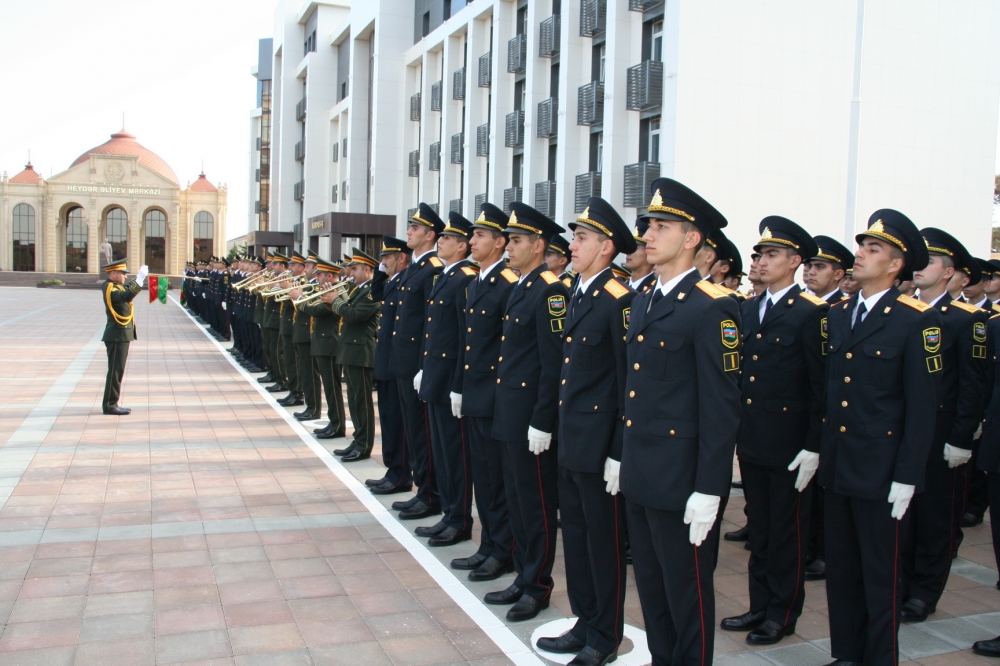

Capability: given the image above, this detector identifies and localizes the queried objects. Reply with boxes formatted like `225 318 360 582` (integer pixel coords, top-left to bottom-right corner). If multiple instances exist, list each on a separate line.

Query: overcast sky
0 0 276 240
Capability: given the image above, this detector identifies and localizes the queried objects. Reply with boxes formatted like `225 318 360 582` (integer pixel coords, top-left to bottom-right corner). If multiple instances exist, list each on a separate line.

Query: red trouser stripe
692 543 706 666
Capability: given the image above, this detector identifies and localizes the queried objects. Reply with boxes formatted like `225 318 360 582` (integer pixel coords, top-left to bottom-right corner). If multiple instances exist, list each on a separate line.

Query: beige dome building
0 129 227 275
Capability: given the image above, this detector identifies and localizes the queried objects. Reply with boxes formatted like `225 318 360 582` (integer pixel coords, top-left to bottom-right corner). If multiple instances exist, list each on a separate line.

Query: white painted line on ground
0 300 76 329
171 297 545 666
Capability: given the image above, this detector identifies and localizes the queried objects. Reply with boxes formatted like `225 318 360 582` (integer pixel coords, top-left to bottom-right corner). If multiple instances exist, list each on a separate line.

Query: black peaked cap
506 202 565 241
547 234 571 256
570 196 637 255
920 228 979 285
856 209 928 281
812 235 854 271
410 202 445 234
443 212 474 239
380 235 412 256
641 177 728 241
474 203 509 233
754 216 818 260
634 217 649 246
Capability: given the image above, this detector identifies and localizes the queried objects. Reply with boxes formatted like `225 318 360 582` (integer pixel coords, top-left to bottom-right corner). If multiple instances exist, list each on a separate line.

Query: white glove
450 392 463 419
787 450 820 492
603 458 621 495
221 302 227 311
888 482 916 520
413 370 423 393
379 263 387 273
943 444 972 469
136 265 148 287
683 492 721 547
975 422 984 440
527 426 552 455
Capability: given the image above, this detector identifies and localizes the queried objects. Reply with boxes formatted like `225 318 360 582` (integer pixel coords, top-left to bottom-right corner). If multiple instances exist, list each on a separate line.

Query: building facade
254 0 1000 262
2 130 227 274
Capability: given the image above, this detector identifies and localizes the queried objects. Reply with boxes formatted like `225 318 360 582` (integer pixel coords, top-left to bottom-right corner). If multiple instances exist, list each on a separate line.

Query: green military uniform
101 260 142 415
298 264 347 437
262 257 286 388
293 279 319 417
280 298 300 398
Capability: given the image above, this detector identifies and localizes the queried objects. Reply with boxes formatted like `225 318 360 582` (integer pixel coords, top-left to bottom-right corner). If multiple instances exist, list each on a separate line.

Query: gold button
887 431 893 436
499 356 503 362
844 377 851 383
594 406 599 410
567 336 572 342
442 353 446 357
501 336 505 341
756 333 762 339
468 327 472 332
425 334 429 338
670 429 676 435
750 376 755 382
638 335 644 342
505 315 509 320
782 407 788 412
840 426 846 432
464 365 469 370
746 399 752 405
466 346 470 351
521 382 526 387
629 391 635 398
497 379 501 384
561 379 566 385
752 355 758 361
427 317 431 321
634 363 640 370
660 341 665 347
776 338 780 342
565 358 569 364
841 401 848 407
582 337 587 342
396 316 399 320
876 350 881 356
626 420 632 427
845 352 853 359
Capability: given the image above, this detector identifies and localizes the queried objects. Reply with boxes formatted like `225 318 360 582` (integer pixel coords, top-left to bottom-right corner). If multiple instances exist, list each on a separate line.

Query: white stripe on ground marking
0 300 75 329
171 296 546 666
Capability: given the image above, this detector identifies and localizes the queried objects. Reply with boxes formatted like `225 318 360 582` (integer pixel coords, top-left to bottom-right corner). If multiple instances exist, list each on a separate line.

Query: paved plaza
0 285 1000 665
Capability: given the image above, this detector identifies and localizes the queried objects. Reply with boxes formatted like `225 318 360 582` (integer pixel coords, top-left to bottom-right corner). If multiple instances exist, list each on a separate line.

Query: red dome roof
70 129 178 184
10 162 40 184
189 172 218 192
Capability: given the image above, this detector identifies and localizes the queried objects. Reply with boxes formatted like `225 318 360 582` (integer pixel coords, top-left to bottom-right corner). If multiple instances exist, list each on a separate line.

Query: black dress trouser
103 341 130 411
295 342 318 414
467 416 512 562
314 356 345 432
428 403 473 531
397 376 438 509
376 379 411 488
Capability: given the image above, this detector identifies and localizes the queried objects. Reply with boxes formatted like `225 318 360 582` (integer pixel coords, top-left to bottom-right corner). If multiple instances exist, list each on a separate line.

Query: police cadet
819 210 942 666
964 259 994 310
101 259 147 416
620 178 741 666
536 197 635 666
298 259 347 441
486 202 569 622
720 218 827 646
546 234 573 287
367 237 413 494
413 213 479 546
622 218 655 294
277 253 306 408
392 203 445 520
899 229 988 622
719 238 746 296
449 204 517 580
984 259 1000 309
325 250 380 461
262 253 288 392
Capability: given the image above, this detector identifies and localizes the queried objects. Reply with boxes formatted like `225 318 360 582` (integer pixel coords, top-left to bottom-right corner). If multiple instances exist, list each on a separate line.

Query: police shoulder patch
695 281 728 299
798 292 826 306
623 307 631 330
720 320 739 349
821 317 829 339
898 294 931 312
950 299 983 314
924 327 942 353
501 269 519 283
548 294 567 317
540 271 559 285
428 256 444 268
603 278 630 300
974 321 987 342
461 266 478 277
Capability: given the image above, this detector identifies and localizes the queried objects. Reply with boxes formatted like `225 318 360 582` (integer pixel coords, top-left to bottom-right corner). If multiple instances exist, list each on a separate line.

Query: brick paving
1 285 1000 665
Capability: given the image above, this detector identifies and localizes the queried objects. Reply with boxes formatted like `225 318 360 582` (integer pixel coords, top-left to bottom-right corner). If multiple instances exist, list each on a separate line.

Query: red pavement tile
0 618 82 652
0 646 76 666
88 569 153 595
278 575 346 600
153 565 216 588
85 591 154 617
73 639 155 666
17 575 88 600
154 629 232 664
297 617 375 647
156 604 227 636
218 580 284 605
224 601 295 628
154 585 222 611
228 623 304 655
8 595 87 623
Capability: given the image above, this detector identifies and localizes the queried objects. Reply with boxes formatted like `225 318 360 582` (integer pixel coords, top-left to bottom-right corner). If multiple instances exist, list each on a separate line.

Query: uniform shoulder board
500 268 519 283
715 284 734 295
428 256 444 268
898 294 931 312
461 266 479 276
992 302 1000 314
562 277 573 288
798 292 827 306
539 271 559 285
603 278 630 300
950 299 983 314
840 294 851 301
991 312 1000 320
695 281 728 299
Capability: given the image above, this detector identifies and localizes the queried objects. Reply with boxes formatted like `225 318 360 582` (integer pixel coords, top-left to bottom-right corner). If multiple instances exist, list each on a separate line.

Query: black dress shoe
281 397 304 407
507 594 548 622
568 646 617 666
724 525 749 541
415 521 447 537
257 374 273 383
804 559 826 581
721 609 766 632
731 479 744 489
536 632 586 654
276 395 296 405
429 527 472 547
973 636 1000 657
294 411 317 421
330 430 346 438
398 502 441 520
266 383 287 393
824 661 862 665
392 496 419 511
451 552 488 571
366 477 387 487
747 619 795 645
484 584 523 605
371 481 412 495
103 406 131 416
244 364 263 373
962 512 984 527
333 443 356 456
468 557 515 582
900 597 935 622
341 449 370 462
315 430 341 440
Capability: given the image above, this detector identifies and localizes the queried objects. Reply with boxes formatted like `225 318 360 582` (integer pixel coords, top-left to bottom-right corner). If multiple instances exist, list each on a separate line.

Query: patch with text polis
821 317 828 339
721 320 739 349
548 295 567 317
924 327 941 353
975 321 987 342
623 307 631 330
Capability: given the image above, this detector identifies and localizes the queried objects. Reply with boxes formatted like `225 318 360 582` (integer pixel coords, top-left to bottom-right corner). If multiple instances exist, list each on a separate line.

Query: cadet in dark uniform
277 253 306 407
101 259 145 416
620 179 741 666
326 250 380 461
392 203 445 519
291 254 319 420
486 202 569 623
546 234 572 283
450 204 517 580
536 197 635 666
718 238 746 295
899 229 988 622
262 254 288 392
624 217 657 294
414 213 479 546
819 210 942 665
720 218 827 646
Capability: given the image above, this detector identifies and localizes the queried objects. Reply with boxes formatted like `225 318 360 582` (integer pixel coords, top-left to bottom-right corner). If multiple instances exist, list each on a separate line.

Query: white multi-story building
251 0 1000 263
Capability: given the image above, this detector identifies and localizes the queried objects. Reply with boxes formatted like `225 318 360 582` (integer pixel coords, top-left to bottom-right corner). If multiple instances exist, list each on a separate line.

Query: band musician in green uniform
101 259 146 416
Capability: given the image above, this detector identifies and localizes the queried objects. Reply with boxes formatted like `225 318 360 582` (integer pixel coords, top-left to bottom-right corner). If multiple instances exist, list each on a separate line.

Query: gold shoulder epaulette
716 284 734 295
950 299 983 314
461 266 478 276
992 303 1000 314
840 294 851 300
798 292 827 306
695 281 728 299
540 271 559 285
562 277 573 288
500 269 518 283
603 278 630 300
898 294 931 312
991 312 1000 320
428 256 444 268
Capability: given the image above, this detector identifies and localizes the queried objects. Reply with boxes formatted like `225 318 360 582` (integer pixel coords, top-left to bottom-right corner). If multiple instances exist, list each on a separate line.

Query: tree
227 244 246 262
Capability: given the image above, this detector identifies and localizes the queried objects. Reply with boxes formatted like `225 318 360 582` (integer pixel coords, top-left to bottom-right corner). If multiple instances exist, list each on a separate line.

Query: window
648 117 660 163
422 12 430 37
144 210 166 274
343 138 348 158
66 207 88 272
194 211 214 263
599 44 606 82
12 203 35 272
341 82 348 99
106 207 128 264
597 132 604 171
651 21 663 62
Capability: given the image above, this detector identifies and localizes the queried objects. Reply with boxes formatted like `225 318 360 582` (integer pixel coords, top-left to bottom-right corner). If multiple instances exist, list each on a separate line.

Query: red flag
149 275 158 303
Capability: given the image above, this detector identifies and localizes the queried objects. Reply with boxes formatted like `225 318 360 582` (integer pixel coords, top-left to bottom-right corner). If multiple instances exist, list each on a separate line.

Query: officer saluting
620 178 741 666
819 210 942 665
535 197 635 666
101 259 147 416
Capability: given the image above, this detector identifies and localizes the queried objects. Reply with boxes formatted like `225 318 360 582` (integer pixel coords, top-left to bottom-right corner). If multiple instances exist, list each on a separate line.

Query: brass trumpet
274 281 317 302
249 271 292 293
232 272 269 290
293 281 352 308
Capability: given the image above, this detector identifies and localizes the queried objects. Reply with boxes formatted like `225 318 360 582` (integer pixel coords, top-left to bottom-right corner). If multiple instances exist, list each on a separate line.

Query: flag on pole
149 276 168 304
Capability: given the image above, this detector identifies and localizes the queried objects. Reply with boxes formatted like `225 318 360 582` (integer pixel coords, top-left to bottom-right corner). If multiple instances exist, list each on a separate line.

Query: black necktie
649 289 665 312
853 301 867 329
762 298 773 324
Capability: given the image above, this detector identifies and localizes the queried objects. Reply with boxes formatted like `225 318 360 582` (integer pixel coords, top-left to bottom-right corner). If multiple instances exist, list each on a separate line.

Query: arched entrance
194 211 214 263
105 207 128 263
12 204 35 272
65 207 88 272
144 209 166 273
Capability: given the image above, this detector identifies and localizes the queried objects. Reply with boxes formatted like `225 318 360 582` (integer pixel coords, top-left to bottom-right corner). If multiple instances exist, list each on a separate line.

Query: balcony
626 60 664 111
429 141 441 171
623 162 660 208
408 150 419 177
536 98 558 139
332 142 339 162
534 181 557 218
577 81 604 125
295 97 306 121
629 0 663 9
580 0 606 37
575 172 602 213
410 92 421 121
478 52 492 87
407 207 418 220
474 193 487 213
507 34 526 74
431 81 443 111
539 15 560 58
504 110 525 148
294 141 305 162
450 199 463 214
452 67 465 100
293 180 304 201
450 133 464 164
502 187 522 214
476 123 489 157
